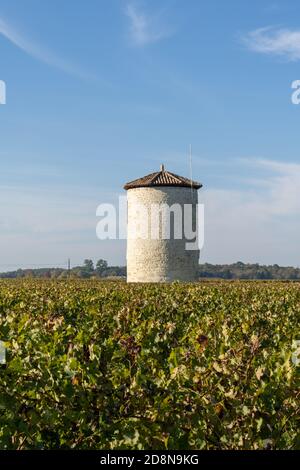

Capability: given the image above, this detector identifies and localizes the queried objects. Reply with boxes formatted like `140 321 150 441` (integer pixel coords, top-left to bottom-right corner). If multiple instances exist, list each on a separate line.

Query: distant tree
223 269 233 279
96 259 108 277
72 260 95 279
83 259 94 272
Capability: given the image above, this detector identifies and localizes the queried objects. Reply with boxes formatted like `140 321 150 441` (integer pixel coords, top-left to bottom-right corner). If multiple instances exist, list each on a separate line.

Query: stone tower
124 165 202 282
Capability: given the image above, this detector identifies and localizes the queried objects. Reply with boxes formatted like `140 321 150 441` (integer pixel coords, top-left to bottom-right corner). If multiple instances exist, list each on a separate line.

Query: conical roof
124 164 202 190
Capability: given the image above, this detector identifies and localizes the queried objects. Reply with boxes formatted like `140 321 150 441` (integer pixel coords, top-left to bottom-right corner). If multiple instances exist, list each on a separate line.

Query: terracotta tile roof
124 165 202 190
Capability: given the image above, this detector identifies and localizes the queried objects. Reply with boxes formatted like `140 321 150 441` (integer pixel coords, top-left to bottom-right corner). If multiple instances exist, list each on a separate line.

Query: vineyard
0 279 299 450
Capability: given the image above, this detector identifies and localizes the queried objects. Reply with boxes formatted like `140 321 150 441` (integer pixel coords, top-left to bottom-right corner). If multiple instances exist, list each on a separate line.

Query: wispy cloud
201 158 300 265
1 157 300 267
0 16 90 78
242 26 300 61
0 183 125 270
250 158 300 216
125 2 173 46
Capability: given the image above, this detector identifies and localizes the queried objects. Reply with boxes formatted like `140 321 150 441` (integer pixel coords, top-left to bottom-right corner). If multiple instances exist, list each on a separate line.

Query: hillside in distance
1 260 300 280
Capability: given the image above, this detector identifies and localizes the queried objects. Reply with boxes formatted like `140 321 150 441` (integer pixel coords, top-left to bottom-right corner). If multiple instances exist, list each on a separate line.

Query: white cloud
0 184 126 270
201 158 300 265
125 2 172 46
243 26 300 61
0 16 89 78
1 158 300 269
236 158 300 216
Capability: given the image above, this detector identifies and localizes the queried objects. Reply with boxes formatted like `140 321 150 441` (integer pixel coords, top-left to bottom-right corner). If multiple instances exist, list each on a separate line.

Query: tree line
0 260 126 279
1 260 300 280
198 262 300 280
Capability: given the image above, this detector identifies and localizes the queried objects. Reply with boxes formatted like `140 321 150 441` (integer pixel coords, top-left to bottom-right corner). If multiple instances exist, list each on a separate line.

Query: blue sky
1 0 300 269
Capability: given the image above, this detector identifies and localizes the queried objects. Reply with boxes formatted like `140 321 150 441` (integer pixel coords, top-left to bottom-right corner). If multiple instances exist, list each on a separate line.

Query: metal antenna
189 144 193 200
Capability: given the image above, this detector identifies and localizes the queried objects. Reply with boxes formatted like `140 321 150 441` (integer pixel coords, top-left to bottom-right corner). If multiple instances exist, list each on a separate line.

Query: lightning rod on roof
189 144 193 199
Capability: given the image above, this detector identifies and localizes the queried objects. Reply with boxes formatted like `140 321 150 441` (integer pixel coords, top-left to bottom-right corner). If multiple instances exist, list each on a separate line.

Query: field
0 279 299 450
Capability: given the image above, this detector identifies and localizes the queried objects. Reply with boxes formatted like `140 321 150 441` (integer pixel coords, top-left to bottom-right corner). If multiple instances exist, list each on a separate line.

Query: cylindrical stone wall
126 186 199 282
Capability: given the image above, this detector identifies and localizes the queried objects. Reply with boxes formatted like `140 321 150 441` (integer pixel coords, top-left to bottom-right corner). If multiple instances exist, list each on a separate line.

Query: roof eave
124 183 202 190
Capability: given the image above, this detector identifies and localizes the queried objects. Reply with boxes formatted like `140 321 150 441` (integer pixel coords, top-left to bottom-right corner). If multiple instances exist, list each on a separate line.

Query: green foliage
0 279 299 449
198 262 300 280
83 259 94 272
0 260 126 279
95 259 108 277
3 261 300 280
